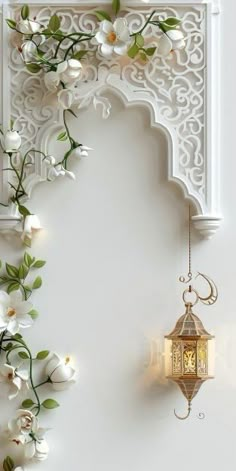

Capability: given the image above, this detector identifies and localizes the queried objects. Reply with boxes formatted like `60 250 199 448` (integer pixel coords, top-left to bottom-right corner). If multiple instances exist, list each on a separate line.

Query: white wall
1 1 236 469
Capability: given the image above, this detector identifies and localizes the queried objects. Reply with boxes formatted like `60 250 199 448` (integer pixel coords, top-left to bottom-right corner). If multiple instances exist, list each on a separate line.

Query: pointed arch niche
0 0 221 238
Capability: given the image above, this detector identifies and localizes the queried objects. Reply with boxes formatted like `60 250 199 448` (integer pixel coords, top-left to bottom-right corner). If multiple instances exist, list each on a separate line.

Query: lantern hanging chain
188 205 192 291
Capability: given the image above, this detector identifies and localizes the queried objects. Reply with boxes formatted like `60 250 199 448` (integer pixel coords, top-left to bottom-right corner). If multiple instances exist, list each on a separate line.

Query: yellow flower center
7 307 16 318
8 373 13 380
65 356 70 365
107 31 117 44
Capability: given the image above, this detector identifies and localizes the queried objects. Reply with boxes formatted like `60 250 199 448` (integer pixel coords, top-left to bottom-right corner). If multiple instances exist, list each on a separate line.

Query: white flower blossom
20 41 38 62
8 410 49 462
0 363 29 400
158 29 185 56
48 165 75 181
57 89 74 109
44 155 56 166
0 290 33 335
18 19 42 35
1 130 21 153
44 59 82 91
95 19 130 57
72 145 93 158
45 353 76 391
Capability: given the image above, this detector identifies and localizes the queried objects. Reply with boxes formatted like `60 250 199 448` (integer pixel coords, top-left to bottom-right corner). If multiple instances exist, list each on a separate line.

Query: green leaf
18 351 29 359
33 260 46 268
7 282 20 294
26 63 41 74
145 47 156 56
95 10 112 22
14 333 22 340
36 350 50 360
49 14 61 32
163 17 181 27
139 51 147 62
32 276 42 289
19 263 29 280
57 131 68 141
127 43 139 59
5 342 13 351
6 263 18 278
6 19 17 30
29 309 39 320
3 456 14 471
112 0 120 15
67 109 78 118
22 398 34 408
135 34 144 47
72 50 88 60
42 398 60 409
24 252 33 267
21 5 30 20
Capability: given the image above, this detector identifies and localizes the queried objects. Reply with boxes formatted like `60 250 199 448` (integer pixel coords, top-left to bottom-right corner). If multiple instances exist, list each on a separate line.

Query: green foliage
159 17 181 32
127 42 139 59
42 398 60 409
32 276 42 289
37 350 50 360
5 19 16 30
112 0 120 15
19 263 29 280
29 309 39 320
24 252 34 267
18 204 31 217
18 351 29 359
21 5 30 20
72 50 88 60
6 263 18 278
145 47 156 56
49 14 61 32
26 63 41 74
135 34 144 48
95 10 112 22
7 282 20 294
57 131 68 141
3 456 14 471
22 398 34 408
33 260 46 268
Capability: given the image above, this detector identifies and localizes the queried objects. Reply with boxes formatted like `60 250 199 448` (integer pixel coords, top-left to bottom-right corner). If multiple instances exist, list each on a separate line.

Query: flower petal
9 289 23 306
158 34 173 56
167 29 184 41
114 18 130 41
100 43 114 57
101 20 114 34
95 31 107 44
7 320 19 335
114 42 128 56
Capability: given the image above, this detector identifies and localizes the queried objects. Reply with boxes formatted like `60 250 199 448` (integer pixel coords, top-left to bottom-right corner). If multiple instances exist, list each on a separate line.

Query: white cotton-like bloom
0 290 33 335
45 353 76 391
158 29 185 56
57 89 74 109
72 145 93 158
44 59 82 91
8 410 49 462
95 19 130 57
2 130 21 153
48 165 75 181
0 363 29 400
44 155 56 166
21 41 38 62
18 19 42 35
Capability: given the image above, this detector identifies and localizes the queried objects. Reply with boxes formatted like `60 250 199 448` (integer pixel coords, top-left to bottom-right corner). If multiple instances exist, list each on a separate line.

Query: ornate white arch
0 0 222 238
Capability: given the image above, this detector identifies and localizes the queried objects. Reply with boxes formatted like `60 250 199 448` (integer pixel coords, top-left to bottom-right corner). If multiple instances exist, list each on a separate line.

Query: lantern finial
174 401 192 420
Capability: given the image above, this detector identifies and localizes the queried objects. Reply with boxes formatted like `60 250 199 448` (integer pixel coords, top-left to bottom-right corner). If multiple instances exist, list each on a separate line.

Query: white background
0 1 236 470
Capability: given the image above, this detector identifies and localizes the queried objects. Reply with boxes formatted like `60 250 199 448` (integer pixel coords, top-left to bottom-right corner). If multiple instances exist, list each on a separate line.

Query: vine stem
3 338 42 416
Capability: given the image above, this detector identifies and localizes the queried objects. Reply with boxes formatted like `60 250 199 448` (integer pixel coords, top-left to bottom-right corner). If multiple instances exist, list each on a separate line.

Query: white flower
45 353 76 391
18 19 42 35
158 29 185 56
0 290 33 335
48 165 75 181
0 363 29 400
95 19 130 57
8 410 49 462
57 89 74 109
44 70 60 92
57 59 82 85
44 155 56 166
15 468 25 471
72 145 93 158
2 130 21 153
21 41 38 62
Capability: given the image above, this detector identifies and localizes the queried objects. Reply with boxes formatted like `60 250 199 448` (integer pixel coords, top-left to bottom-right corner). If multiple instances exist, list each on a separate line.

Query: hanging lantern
165 287 215 419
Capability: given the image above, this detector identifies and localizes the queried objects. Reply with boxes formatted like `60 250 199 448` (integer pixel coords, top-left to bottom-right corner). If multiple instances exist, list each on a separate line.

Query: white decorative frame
0 0 221 238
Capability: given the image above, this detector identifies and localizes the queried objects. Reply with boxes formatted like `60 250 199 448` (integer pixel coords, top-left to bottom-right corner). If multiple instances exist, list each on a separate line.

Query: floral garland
0 1 185 246
0 252 75 470
0 2 185 469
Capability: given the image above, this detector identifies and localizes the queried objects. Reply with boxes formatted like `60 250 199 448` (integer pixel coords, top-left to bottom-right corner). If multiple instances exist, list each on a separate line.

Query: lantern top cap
165 303 213 339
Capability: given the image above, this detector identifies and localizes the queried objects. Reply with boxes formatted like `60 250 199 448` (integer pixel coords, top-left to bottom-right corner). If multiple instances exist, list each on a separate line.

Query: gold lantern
165 287 215 419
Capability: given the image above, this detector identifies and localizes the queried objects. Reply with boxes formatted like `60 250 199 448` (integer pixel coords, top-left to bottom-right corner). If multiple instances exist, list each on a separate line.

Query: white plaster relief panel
0 1 221 238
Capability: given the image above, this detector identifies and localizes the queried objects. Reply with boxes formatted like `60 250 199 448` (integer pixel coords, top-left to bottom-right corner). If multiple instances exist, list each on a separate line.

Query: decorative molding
0 1 222 238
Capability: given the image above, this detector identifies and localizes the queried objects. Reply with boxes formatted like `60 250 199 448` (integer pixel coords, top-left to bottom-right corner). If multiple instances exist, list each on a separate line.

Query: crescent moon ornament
196 272 218 306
